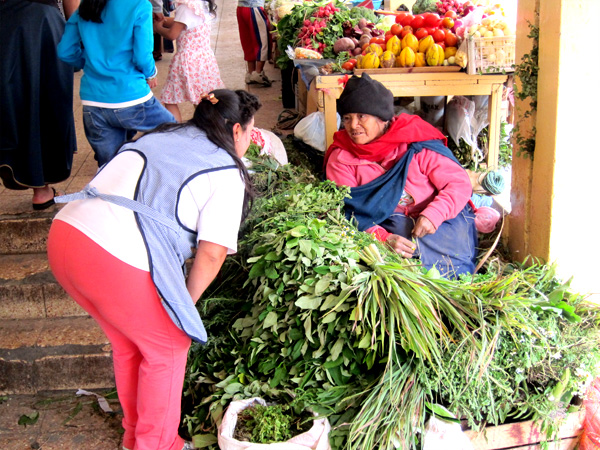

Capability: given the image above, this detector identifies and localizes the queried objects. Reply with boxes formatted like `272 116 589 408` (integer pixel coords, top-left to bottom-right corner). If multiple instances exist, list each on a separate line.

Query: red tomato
385 31 394 42
432 29 446 42
348 58 357 64
444 10 457 19
400 14 414 27
444 32 458 47
425 27 438 36
436 41 446 50
410 15 425 29
415 27 429 40
441 17 455 29
400 25 414 38
376 37 385 45
369 37 379 44
423 13 441 27
390 23 403 36
395 12 408 24
342 61 355 71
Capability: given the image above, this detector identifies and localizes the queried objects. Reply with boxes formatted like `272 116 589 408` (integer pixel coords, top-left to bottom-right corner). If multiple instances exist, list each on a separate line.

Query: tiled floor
0 0 287 217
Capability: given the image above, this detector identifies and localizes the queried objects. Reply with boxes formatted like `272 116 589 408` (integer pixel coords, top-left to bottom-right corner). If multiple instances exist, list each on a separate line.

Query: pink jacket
326 142 472 239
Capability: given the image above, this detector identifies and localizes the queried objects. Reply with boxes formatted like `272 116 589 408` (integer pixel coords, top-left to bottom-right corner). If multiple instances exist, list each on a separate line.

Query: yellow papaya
401 33 419 52
361 52 380 69
444 46 458 59
365 44 383 57
426 43 444 66
418 35 435 54
386 35 402 56
414 52 426 67
397 47 415 67
380 50 396 68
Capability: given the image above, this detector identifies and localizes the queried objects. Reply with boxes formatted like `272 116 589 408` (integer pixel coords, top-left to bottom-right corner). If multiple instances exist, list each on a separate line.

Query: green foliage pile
182 155 600 449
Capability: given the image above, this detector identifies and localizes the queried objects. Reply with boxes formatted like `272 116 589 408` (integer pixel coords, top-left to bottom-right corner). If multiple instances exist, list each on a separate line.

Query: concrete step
0 316 113 395
0 212 53 255
0 253 85 320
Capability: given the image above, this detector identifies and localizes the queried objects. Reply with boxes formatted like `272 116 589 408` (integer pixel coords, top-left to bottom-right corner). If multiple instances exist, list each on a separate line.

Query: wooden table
308 70 508 167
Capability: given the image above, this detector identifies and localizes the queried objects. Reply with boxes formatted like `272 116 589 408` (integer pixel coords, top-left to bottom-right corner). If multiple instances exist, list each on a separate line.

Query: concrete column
509 0 600 301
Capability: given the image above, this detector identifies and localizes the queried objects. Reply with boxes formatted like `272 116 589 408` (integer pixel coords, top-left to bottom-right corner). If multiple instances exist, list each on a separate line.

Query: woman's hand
412 215 436 238
386 234 416 259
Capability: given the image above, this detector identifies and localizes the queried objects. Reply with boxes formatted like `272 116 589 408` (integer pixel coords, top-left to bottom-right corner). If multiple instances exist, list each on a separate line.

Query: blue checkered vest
56 127 240 343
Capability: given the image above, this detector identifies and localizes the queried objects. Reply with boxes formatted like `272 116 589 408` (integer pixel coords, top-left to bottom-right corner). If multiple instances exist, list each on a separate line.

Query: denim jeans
380 203 478 278
82 96 175 167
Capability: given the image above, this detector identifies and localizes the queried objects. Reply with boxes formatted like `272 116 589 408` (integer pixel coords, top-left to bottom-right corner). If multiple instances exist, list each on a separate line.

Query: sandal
32 187 58 211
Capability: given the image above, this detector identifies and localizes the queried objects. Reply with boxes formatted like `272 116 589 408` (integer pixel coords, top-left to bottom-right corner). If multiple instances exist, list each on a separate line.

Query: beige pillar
509 0 600 302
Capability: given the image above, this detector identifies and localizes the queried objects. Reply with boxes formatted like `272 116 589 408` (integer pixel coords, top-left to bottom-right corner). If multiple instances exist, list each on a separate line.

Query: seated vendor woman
324 73 477 277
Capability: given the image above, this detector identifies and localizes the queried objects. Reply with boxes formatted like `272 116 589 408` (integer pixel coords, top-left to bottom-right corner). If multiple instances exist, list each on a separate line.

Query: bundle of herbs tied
181 153 600 450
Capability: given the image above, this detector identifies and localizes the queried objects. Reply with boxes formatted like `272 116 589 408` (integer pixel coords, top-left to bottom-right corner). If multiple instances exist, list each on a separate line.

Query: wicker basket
466 36 516 75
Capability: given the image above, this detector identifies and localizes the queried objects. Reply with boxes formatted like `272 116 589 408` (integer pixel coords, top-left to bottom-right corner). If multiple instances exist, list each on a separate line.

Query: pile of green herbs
181 154 600 449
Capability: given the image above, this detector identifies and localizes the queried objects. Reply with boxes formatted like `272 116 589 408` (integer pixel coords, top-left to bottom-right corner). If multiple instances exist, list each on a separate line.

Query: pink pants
47 220 191 450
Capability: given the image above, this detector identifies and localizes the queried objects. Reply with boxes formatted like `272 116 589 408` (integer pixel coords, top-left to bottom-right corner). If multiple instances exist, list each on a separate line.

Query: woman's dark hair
203 0 217 18
78 0 107 23
143 89 261 222
192 89 261 221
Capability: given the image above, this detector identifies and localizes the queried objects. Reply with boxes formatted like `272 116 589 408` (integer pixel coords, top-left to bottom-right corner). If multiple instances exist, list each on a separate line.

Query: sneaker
250 70 272 87
245 72 255 84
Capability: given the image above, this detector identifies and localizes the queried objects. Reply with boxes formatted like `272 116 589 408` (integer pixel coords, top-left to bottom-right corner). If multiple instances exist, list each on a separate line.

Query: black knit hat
337 73 394 121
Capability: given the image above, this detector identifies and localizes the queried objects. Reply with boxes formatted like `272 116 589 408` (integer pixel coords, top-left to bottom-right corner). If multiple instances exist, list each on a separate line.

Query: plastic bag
294 112 340 153
474 206 501 233
217 397 331 450
446 96 489 169
250 128 288 165
423 416 475 450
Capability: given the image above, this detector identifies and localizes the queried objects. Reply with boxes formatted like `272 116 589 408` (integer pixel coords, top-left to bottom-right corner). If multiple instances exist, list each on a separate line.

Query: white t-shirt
55 151 245 271
174 4 210 29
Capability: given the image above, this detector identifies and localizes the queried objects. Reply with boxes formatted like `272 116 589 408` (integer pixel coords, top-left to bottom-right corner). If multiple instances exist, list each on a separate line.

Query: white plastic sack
218 397 331 450
423 416 475 450
294 112 340 153
251 128 288 165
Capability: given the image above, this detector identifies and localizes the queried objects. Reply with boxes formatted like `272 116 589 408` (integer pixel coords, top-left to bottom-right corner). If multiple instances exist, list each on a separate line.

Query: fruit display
355 10 462 69
275 0 515 73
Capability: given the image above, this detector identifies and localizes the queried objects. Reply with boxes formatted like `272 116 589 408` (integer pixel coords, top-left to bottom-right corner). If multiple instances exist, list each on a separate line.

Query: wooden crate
464 410 585 450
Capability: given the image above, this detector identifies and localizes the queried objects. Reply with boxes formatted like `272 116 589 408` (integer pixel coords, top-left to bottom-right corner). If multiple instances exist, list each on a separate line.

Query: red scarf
324 114 447 169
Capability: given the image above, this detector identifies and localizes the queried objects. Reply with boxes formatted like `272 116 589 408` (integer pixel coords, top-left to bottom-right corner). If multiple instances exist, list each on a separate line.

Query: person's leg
47 221 191 450
382 207 478 277
164 103 182 123
47 220 142 449
247 7 272 86
82 105 129 167
237 6 256 84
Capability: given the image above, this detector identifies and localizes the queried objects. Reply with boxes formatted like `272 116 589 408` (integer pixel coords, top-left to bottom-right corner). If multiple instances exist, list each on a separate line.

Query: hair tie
200 92 219 104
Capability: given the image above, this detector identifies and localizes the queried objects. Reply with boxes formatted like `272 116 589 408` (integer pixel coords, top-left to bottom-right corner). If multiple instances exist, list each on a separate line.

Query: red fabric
236 6 271 62
47 220 190 450
581 378 600 450
325 114 470 229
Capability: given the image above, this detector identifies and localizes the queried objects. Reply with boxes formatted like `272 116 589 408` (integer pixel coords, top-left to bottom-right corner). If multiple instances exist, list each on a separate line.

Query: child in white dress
154 0 224 122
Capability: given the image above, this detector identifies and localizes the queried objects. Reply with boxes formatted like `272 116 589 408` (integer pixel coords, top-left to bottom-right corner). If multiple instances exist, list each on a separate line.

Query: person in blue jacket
58 0 176 167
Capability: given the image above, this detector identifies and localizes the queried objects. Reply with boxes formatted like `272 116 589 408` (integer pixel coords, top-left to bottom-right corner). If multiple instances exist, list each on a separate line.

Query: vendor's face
342 113 388 145
234 117 255 158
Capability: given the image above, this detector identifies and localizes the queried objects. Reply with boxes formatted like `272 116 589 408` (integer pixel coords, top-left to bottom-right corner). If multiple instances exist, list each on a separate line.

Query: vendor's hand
386 234 416 259
153 12 165 22
412 215 436 239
